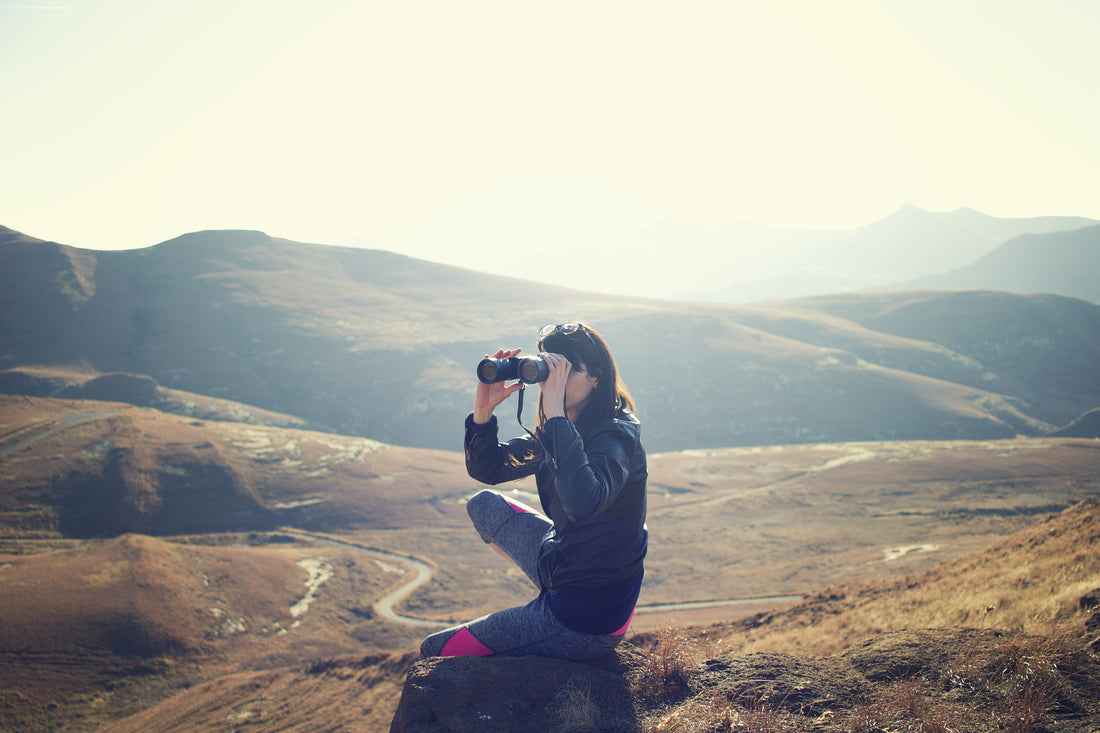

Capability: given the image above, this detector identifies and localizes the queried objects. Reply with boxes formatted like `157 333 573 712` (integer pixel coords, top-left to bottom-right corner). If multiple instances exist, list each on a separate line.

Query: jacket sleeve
536 416 634 518
464 413 541 485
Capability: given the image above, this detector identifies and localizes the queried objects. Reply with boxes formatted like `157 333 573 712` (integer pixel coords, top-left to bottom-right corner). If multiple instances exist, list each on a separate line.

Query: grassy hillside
3 228 1099 451
734 289 1100 430
710 499 1100 656
0 395 469 538
0 528 429 732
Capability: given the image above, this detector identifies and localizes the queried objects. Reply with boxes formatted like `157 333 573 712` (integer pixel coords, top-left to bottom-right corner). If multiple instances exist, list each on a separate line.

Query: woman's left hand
538 352 572 420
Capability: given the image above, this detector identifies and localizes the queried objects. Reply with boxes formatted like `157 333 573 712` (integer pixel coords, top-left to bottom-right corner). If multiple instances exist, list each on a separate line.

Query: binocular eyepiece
477 356 550 384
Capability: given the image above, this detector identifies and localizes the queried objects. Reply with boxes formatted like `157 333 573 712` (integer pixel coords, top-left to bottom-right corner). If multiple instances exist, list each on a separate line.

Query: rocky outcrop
391 628 1100 733
390 653 638 733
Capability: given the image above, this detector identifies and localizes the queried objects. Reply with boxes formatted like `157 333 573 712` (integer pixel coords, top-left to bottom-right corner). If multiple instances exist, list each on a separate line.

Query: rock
1079 588 1100 611
389 654 638 733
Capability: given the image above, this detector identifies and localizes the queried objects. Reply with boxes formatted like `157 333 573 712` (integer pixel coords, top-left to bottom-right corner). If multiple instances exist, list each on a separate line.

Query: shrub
626 626 702 702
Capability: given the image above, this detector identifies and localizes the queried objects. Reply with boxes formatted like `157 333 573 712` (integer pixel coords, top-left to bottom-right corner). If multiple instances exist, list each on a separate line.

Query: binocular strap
516 384 535 438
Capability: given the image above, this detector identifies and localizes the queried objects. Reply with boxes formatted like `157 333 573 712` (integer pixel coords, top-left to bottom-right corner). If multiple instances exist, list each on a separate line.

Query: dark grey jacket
464 412 648 592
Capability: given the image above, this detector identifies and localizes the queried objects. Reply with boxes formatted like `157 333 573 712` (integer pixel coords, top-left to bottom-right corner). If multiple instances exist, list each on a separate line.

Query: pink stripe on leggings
612 607 636 636
440 627 494 657
503 496 536 514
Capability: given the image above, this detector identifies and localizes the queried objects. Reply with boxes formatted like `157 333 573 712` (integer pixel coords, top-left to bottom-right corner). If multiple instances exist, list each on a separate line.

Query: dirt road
282 530 450 628
285 529 804 630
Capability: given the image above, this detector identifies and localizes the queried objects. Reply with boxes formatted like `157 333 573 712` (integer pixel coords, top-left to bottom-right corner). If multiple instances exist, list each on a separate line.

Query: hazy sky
3 0 1098 257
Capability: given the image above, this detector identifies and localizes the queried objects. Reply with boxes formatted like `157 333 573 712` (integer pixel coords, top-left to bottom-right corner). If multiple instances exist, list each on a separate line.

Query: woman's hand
538 352 572 420
472 348 525 424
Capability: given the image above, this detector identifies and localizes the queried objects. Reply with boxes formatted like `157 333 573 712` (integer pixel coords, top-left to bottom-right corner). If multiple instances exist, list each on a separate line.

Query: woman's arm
537 417 637 518
465 414 541 485
465 346 542 484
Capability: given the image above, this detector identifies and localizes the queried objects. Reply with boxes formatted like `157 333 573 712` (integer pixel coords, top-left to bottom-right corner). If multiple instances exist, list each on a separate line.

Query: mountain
3 226 1100 451
734 290 1100 429
420 205 1097 301
692 205 1097 302
885 224 1100 303
818 205 1094 282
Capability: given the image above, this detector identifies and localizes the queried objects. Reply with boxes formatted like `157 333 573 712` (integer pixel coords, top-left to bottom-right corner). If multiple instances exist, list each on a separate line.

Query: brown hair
536 322 636 437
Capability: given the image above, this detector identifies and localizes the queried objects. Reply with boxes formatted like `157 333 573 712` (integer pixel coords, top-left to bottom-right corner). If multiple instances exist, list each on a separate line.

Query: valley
2 395 1098 730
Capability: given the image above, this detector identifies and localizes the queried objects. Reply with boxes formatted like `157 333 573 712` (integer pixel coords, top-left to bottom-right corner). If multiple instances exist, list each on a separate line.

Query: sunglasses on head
538 322 597 350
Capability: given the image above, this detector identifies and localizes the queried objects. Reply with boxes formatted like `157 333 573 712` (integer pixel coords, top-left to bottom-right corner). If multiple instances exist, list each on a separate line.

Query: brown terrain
2 395 1099 731
1 223 1099 731
13 499 1095 733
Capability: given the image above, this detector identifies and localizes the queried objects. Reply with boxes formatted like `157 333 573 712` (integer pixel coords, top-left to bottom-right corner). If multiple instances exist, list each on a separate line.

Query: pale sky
3 0 1098 258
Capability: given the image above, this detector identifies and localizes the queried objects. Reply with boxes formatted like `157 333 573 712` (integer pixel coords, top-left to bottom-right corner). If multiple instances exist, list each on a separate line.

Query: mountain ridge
884 224 1100 303
3 223 1099 452
534 204 1098 300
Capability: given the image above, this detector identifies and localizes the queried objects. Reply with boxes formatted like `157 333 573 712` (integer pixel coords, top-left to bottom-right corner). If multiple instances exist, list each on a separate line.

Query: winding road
282 530 449 628
284 529 803 630
1 413 804 629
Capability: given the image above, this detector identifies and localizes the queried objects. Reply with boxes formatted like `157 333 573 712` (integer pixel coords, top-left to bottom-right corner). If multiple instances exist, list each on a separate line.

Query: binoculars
476 356 550 384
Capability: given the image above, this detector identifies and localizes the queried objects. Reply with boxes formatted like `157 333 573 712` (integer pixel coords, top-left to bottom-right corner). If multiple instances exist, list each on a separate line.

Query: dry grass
645 690 807 733
626 626 708 703
612 504 1100 733
619 627 1094 733
546 677 600 733
846 677 955 733
714 501 1100 658
625 625 819 732
955 631 1085 733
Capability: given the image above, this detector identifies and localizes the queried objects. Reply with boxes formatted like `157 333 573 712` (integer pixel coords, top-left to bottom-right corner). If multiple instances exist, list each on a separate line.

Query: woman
419 321 648 661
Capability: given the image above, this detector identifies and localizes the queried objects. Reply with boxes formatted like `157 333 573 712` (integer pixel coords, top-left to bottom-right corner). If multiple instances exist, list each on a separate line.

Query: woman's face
564 361 599 418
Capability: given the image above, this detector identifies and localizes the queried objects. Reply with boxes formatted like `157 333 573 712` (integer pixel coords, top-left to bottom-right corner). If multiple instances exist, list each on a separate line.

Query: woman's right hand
472 348 525 424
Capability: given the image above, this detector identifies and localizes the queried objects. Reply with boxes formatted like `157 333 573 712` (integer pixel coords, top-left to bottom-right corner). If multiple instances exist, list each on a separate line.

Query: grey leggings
418 489 628 660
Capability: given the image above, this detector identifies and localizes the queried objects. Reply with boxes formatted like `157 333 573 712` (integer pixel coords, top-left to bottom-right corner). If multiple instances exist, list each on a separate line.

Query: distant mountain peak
882 203 973 222
155 229 274 248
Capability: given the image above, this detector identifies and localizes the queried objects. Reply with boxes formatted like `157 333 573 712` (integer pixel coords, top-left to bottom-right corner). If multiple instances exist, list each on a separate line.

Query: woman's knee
466 489 504 537
419 634 441 659
466 489 499 517
419 626 455 658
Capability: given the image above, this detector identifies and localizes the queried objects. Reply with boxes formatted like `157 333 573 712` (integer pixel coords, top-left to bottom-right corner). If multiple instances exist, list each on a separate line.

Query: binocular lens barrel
520 357 549 383
476 356 549 384
477 358 511 384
